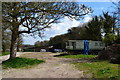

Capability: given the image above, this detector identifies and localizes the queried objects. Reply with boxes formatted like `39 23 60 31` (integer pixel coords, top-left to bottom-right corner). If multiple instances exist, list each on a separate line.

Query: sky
23 2 116 45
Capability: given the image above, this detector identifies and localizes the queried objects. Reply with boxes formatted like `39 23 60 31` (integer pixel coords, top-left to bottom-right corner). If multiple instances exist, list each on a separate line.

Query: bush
103 33 117 45
97 44 120 64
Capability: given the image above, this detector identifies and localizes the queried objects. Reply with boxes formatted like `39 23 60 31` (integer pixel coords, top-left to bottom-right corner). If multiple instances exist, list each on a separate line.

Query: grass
73 60 119 79
2 57 45 69
1 52 10 56
58 54 97 59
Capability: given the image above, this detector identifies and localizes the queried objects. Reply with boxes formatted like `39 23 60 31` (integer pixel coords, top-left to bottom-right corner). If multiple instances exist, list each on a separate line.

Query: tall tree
34 40 49 47
2 2 92 59
49 34 68 49
85 16 102 41
17 35 23 52
100 12 116 35
113 1 120 37
100 12 117 45
67 26 88 40
34 41 41 47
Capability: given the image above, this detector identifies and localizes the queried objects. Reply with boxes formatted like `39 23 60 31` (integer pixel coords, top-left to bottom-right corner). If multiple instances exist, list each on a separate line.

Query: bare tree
112 1 120 36
2 2 92 59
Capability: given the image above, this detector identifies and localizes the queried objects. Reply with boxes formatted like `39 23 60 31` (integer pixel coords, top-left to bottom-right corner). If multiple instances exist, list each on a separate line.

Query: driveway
2 52 84 78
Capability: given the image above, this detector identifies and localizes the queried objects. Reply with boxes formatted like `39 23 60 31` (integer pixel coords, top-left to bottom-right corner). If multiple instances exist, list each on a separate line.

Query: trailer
66 40 105 54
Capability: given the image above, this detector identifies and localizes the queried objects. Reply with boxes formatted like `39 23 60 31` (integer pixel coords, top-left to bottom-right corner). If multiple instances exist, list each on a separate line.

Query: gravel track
2 52 85 78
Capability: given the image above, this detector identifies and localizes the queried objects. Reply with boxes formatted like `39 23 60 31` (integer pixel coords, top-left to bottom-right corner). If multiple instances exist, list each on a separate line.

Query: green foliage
49 34 69 49
98 67 111 74
103 33 117 45
115 37 120 44
2 52 10 56
67 26 88 40
85 16 102 41
73 61 119 79
100 12 116 35
2 57 45 69
58 54 97 59
34 40 49 47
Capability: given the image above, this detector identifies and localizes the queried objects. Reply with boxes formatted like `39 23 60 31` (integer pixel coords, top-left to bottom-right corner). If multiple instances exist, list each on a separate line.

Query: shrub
97 44 120 64
103 33 117 45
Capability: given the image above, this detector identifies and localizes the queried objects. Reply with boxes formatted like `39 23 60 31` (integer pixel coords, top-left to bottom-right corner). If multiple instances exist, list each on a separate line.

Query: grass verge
1 52 10 56
2 57 45 69
73 60 119 79
58 54 97 59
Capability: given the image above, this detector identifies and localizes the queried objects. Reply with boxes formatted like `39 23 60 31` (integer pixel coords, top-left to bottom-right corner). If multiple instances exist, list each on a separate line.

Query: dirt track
2 52 85 78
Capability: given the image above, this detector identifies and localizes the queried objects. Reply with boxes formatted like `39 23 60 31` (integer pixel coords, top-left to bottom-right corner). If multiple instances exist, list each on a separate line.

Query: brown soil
2 52 86 78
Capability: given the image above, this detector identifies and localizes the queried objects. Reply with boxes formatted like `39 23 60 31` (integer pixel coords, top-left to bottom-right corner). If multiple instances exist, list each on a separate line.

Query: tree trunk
17 44 20 52
2 44 6 52
9 29 18 59
17 36 20 52
17 46 19 52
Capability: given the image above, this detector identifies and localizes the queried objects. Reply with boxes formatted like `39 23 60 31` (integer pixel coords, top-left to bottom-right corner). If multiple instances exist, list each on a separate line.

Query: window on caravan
100 43 103 46
67 42 69 46
95 42 98 46
72 42 76 50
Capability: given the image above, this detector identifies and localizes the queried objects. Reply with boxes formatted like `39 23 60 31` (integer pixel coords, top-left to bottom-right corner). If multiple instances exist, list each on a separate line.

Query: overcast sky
23 2 115 45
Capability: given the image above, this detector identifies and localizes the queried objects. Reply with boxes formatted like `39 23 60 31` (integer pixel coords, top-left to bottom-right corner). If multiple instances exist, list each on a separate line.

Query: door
84 40 89 55
72 42 76 50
